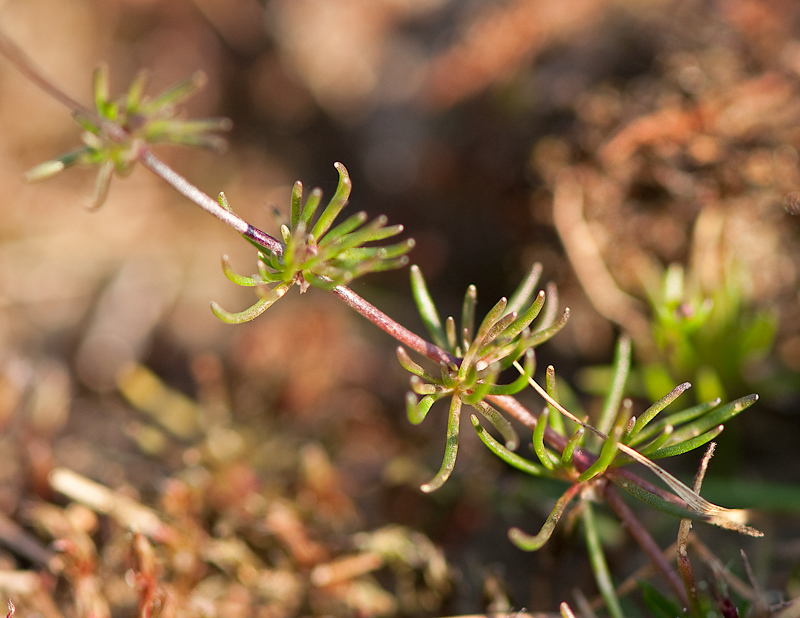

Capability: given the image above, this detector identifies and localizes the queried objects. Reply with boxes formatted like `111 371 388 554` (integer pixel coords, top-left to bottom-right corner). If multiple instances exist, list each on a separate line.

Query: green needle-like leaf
396 347 441 382
461 297 508 379
421 395 463 492
461 285 477 349
481 311 518 348
649 425 724 459
472 399 518 450
311 162 352 239
582 501 625 618
637 425 673 455
506 262 543 316
318 211 368 246
611 475 707 520
92 160 114 210
472 415 546 477
630 397 722 445
406 392 442 425
629 382 691 439
75 111 103 136
410 265 447 349
525 308 570 347
561 424 585 466
300 187 323 227
596 335 631 439
539 282 560 329
340 238 414 261
93 64 110 115
532 408 557 470
321 216 386 256
445 316 458 354
23 146 90 182
217 192 234 213
290 181 303 227
487 348 535 396
508 483 581 551
578 421 624 482
142 71 206 114
125 69 150 114
546 365 565 436
221 255 256 286
668 394 757 444
351 222 405 243
504 290 546 340
472 297 508 347
210 282 289 324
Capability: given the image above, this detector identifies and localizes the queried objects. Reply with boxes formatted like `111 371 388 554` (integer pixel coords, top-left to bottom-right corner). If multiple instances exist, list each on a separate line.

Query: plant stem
138 150 283 254
332 285 456 366
603 482 690 608
0 30 92 117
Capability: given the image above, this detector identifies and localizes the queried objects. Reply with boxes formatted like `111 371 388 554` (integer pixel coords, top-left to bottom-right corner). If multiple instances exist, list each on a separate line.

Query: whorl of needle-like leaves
24 64 231 209
399 262 569 492
211 163 415 323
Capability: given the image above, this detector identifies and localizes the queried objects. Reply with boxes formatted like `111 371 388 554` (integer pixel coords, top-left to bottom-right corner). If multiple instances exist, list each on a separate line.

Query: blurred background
0 0 800 615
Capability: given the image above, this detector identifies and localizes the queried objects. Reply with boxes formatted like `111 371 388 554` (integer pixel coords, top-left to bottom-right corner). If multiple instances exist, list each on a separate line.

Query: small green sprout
644 261 778 403
211 163 415 323
24 64 231 208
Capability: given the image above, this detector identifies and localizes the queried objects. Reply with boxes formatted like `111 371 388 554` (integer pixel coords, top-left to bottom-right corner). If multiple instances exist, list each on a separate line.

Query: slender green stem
582 498 625 618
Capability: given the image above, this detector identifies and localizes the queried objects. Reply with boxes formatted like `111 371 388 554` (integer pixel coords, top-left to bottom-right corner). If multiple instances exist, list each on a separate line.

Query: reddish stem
332 285 456 366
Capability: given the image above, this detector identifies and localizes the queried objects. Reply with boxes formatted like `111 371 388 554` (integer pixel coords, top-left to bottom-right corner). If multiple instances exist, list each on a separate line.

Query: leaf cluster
398 263 568 491
211 163 415 323
24 64 231 208
478 334 760 554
